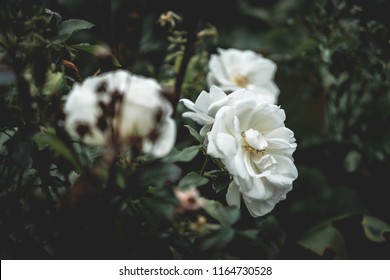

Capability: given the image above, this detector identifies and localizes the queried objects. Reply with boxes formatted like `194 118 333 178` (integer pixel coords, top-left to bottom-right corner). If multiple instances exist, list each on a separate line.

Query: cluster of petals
64 70 176 158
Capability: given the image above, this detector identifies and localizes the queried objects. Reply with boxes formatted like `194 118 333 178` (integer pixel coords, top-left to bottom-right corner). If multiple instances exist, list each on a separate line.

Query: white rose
64 70 176 158
180 85 227 136
206 91 297 217
207 48 279 104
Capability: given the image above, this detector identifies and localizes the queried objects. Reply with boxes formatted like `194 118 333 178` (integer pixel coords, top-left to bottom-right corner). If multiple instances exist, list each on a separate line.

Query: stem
200 158 208 176
173 14 199 107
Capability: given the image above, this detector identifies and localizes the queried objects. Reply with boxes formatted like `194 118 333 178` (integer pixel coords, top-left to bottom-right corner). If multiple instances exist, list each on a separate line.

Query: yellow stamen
241 131 265 154
233 75 249 88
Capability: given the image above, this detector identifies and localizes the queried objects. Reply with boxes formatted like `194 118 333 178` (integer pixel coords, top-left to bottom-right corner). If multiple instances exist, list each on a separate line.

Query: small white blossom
206 90 297 217
207 48 279 104
64 70 176 158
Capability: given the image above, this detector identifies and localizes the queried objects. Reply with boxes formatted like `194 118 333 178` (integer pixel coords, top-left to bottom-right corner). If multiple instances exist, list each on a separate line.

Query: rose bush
1 0 389 260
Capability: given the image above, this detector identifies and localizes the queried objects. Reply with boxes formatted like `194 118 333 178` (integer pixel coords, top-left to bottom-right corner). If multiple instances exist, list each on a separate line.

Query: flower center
241 128 267 154
233 75 249 88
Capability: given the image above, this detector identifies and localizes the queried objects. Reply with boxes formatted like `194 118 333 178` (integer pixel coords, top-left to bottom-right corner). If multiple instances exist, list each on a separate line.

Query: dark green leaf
361 215 390 243
138 162 181 188
33 133 83 173
212 172 231 193
201 198 240 227
184 125 203 143
178 171 208 189
163 145 200 163
54 19 94 42
238 229 258 240
297 221 348 259
138 187 178 225
198 227 235 251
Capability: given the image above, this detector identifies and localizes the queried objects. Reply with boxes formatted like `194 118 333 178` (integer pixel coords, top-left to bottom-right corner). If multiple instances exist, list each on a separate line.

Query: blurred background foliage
1 0 389 259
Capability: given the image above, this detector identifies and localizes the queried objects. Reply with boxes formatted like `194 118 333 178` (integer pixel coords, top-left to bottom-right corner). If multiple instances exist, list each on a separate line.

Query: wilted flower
64 70 176 158
207 48 279 104
206 89 297 217
157 11 182 28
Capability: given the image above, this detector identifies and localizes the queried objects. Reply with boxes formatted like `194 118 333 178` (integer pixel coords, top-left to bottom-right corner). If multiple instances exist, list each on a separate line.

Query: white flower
207 48 279 104
206 90 297 217
64 70 176 158
180 85 227 136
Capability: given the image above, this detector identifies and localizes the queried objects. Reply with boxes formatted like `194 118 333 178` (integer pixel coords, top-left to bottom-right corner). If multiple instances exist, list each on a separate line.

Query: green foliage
298 219 348 259
163 145 200 163
298 214 390 259
0 0 389 260
362 215 390 243
178 172 209 189
201 199 240 227
34 132 83 173
54 19 94 43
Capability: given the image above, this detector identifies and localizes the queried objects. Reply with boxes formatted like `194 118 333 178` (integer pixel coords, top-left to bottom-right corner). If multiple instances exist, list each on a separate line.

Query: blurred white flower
64 70 176 158
206 90 297 217
207 48 279 104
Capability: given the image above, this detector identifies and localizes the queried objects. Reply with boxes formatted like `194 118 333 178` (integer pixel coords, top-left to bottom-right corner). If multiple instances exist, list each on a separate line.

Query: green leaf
198 227 235 251
163 145 200 163
361 215 390 243
138 188 177 225
184 125 203 143
54 19 94 42
178 172 209 189
42 70 67 95
238 229 258 240
343 150 361 173
138 162 181 188
297 221 348 259
72 43 121 67
33 133 83 173
212 172 231 193
201 198 240 227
